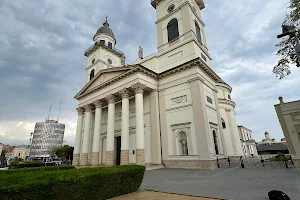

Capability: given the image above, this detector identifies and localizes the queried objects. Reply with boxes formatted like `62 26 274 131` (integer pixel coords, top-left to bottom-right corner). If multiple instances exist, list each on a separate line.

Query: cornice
84 43 123 57
216 82 232 93
218 98 236 108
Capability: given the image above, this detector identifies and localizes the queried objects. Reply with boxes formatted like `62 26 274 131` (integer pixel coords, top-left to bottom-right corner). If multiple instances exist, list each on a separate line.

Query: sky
0 0 299 147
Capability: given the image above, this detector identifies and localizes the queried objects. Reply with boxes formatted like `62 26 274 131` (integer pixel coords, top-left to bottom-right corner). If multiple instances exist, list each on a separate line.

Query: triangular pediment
75 67 133 99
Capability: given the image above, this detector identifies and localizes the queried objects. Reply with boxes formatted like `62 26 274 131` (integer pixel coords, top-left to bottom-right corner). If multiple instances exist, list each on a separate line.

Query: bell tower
151 0 211 70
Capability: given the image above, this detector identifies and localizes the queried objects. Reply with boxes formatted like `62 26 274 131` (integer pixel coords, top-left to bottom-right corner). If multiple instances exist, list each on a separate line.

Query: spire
103 16 109 27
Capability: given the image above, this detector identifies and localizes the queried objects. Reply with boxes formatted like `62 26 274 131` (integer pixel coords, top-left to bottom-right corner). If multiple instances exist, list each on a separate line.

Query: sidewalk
110 191 225 200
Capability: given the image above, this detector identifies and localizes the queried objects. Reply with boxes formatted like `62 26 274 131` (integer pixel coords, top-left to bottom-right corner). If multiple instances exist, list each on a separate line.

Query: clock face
107 59 112 65
168 4 175 13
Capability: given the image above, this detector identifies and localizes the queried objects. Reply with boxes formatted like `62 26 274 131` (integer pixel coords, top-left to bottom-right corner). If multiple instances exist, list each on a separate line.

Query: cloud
0 0 298 146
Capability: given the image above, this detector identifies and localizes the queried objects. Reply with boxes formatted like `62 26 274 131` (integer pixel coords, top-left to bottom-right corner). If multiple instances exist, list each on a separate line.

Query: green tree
1 149 8 157
273 0 300 79
50 145 72 161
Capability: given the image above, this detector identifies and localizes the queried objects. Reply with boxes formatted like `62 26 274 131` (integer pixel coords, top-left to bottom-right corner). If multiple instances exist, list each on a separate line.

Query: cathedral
73 0 243 169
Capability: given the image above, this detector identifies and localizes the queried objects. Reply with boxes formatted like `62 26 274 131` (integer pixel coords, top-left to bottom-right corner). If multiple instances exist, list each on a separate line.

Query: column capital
93 100 103 108
76 107 85 115
119 88 130 99
132 82 146 94
106 94 115 104
225 108 232 112
84 104 94 112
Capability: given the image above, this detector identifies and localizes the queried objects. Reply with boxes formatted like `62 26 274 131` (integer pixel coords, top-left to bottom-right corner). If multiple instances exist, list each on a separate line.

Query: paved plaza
141 167 300 200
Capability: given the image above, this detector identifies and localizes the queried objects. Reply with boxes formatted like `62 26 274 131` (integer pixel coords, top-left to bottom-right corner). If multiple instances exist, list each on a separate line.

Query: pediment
75 67 133 99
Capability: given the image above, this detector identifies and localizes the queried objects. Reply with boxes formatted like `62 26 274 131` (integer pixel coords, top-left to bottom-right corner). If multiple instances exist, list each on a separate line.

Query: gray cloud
0 0 298 146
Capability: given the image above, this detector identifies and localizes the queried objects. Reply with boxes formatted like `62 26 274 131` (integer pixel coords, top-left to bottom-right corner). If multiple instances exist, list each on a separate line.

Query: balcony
84 41 124 57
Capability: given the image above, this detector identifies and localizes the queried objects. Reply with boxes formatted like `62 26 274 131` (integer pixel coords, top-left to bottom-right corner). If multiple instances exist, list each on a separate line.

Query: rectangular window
207 96 213 104
108 42 113 49
195 21 202 42
201 53 207 61
99 40 105 45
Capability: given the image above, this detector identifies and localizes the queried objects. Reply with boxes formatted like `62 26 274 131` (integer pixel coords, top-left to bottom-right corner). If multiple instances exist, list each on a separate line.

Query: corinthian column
73 107 84 166
91 100 103 166
132 82 146 165
81 104 93 166
120 88 130 164
105 95 115 166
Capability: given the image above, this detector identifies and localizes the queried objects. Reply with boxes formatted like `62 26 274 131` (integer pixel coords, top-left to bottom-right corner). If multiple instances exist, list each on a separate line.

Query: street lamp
277 25 300 67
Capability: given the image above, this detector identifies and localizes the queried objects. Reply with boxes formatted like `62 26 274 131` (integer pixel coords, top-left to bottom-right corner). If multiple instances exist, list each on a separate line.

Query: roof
93 18 115 42
256 143 288 152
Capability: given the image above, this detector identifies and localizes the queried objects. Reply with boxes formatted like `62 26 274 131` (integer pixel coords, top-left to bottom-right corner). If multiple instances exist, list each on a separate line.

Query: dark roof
256 143 288 151
93 18 115 41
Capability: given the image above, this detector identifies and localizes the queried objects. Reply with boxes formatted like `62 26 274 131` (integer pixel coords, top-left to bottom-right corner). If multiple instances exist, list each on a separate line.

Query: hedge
0 165 145 200
266 154 292 162
0 165 75 174
9 161 45 169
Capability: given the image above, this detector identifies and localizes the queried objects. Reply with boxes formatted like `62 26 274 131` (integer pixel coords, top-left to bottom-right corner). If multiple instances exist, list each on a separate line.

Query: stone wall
163 159 217 169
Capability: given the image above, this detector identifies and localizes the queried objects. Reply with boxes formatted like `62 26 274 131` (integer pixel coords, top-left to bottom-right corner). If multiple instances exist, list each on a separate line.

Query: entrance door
116 136 121 165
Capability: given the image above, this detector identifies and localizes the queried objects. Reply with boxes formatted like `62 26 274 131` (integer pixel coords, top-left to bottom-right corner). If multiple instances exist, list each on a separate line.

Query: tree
273 0 300 79
1 149 8 157
50 145 73 161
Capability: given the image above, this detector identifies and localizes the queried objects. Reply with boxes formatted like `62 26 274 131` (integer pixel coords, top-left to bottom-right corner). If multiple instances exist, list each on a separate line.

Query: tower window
195 21 202 42
221 118 226 129
213 130 219 155
167 18 179 42
207 96 213 104
92 58 95 65
108 42 112 49
90 69 95 80
228 95 231 100
99 40 105 45
107 59 112 65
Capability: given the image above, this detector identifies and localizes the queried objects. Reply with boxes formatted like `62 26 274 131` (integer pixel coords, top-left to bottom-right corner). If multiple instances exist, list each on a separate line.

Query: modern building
275 97 300 168
237 126 258 157
29 119 65 160
73 0 244 169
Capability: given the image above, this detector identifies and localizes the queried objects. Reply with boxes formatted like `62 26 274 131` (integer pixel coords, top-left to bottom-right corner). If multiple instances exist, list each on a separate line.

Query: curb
141 189 229 200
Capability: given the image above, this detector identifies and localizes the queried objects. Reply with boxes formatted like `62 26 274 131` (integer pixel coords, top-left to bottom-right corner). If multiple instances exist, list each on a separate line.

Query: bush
9 161 45 169
266 154 291 162
0 165 145 200
0 165 75 174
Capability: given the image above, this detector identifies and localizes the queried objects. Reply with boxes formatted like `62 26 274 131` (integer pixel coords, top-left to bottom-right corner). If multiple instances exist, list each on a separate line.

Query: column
213 90 227 156
91 100 103 166
226 108 237 154
120 88 130 165
133 82 146 165
105 95 115 166
81 104 93 166
73 107 84 166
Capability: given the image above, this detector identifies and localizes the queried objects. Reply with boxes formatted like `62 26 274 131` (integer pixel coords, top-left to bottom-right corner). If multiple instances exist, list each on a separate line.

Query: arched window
213 130 219 155
92 58 95 65
195 21 202 42
108 42 113 49
221 118 226 129
99 40 105 45
167 18 179 42
90 69 95 80
178 131 188 156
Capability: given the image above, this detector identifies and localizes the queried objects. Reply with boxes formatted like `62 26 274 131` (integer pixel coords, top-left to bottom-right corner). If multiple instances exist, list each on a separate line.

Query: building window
221 118 226 129
99 40 105 45
108 42 113 49
195 21 202 42
167 18 179 42
201 53 207 61
90 69 95 80
228 94 231 100
107 59 112 65
92 58 95 65
178 131 188 156
207 96 213 104
213 130 219 155
18 153 21 157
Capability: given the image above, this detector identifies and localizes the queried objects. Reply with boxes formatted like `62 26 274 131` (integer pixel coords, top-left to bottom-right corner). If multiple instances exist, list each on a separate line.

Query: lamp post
277 25 300 67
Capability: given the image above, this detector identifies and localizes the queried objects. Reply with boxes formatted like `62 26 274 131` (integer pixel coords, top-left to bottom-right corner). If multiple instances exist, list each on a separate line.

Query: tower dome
93 17 116 43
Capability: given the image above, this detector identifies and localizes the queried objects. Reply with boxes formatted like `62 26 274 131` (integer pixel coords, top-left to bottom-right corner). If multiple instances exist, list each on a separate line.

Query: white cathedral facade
73 0 244 168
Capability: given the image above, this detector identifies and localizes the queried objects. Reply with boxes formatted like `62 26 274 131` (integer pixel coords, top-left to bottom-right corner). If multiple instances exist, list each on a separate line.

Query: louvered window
167 18 179 42
108 42 112 49
90 69 95 80
195 21 202 42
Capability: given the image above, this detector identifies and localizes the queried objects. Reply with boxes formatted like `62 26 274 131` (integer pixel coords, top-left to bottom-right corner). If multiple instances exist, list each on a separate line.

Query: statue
138 46 143 59
121 55 126 66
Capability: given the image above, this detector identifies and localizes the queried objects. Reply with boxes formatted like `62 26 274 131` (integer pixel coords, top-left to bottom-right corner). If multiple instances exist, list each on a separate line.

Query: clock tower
147 0 211 72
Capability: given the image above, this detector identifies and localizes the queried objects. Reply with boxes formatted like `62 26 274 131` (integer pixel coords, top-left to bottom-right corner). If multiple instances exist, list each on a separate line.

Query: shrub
266 154 291 162
0 165 145 200
9 161 45 169
0 165 75 174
